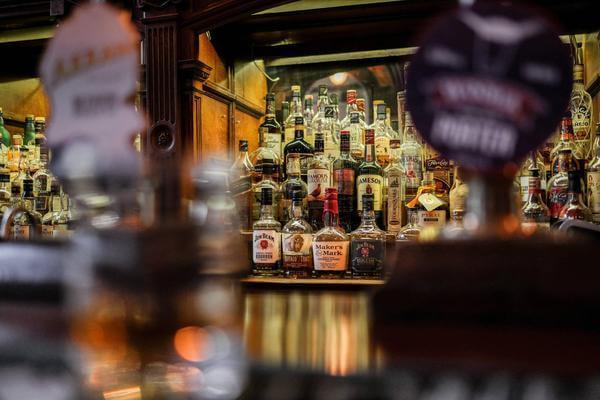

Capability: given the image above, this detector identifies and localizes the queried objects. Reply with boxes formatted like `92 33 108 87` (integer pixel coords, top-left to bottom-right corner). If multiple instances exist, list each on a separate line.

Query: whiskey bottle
550 110 585 176
51 190 71 238
347 113 365 163
304 94 315 145
13 179 42 240
332 130 358 232
282 189 313 278
230 140 255 231
282 117 313 182
356 98 367 126
340 89 358 130
384 138 404 233
371 103 391 168
396 208 421 242
449 166 468 219
547 149 573 224
23 114 35 146
518 151 547 204
284 85 303 148
521 168 551 235
41 181 61 237
230 140 253 183
329 93 340 122
312 187 349 278
7 134 22 181
570 39 593 157
407 172 448 229
356 128 384 229
587 123 600 223
400 112 424 203
251 160 281 224
307 133 331 230
0 107 10 148
279 153 308 226
256 93 283 165
0 171 11 218
310 85 329 146
252 187 282 276
558 170 591 222
350 193 386 278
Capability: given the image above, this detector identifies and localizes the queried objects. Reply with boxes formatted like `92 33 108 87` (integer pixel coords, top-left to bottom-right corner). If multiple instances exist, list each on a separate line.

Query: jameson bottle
252 187 281 276
332 130 358 232
356 128 384 229
588 123 600 223
259 93 283 161
350 193 386 279
307 133 330 230
282 190 313 277
312 188 349 278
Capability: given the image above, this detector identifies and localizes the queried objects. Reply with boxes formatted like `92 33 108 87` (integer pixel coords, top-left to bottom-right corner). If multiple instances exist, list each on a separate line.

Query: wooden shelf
241 276 385 287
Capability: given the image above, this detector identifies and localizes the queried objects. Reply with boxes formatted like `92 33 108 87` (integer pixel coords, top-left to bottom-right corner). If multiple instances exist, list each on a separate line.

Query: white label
375 136 390 164
386 173 403 232
307 168 330 201
41 224 54 237
282 233 313 265
520 175 546 201
323 129 340 160
357 174 383 211
588 171 600 220
417 210 446 227
253 230 281 264
312 241 349 271
13 225 30 239
52 224 70 238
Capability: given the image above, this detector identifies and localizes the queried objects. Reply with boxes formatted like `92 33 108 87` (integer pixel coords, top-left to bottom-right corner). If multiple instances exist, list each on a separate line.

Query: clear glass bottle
518 151 546 204
385 107 398 139
396 208 421 242
521 168 551 235
587 123 600 224
303 94 315 145
332 130 359 233
384 138 405 233
33 147 52 196
570 49 593 157
282 189 313 278
356 128 384 229
230 139 253 182
284 85 303 149
252 187 282 276
282 117 314 182
356 98 367 126
230 140 254 231
312 187 349 278
350 193 386 279
309 85 329 145
279 153 308 226
547 149 573 224
251 160 281 224
7 134 23 182
371 103 391 168
0 107 11 149
0 170 11 218
256 93 283 168
340 89 358 130
329 93 340 122
449 166 468 218
307 133 330 230
313 103 340 164
42 181 61 237
15 146 32 192
13 178 42 240
23 114 35 147
559 170 591 222
550 110 585 176
400 111 424 203
348 112 365 163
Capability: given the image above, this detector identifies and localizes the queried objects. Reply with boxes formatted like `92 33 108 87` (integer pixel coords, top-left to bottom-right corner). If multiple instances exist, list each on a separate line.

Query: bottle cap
12 135 23 145
261 187 273 206
377 103 387 116
329 93 338 105
291 85 301 93
346 90 357 104
26 114 34 121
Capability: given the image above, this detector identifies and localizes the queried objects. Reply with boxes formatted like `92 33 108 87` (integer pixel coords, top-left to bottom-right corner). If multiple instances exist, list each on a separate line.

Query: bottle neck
407 208 419 226
526 176 543 203
404 125 417 142
289 201 303 219
291 95 302 116
287 158 301 177
323 210 339 228
364 142 375 162
259 203 275 220
360 207 377 227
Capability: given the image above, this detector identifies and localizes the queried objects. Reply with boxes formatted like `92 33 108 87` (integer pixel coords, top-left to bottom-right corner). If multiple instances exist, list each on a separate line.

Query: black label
351 239 384 274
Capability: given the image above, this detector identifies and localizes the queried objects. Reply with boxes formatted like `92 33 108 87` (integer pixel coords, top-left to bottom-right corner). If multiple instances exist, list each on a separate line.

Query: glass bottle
570 50 593 157
547 149 573 224
356 128 384 229
303 94 315 145
518 151 546 204
33 149 52 216
397 91 406 136
282 189 313 278
252 187 282 276
15 146 32 192
400 111 424 203
23 114 35 147
587 123 600 224
284 85 303 148
279 153 308 226
550 110 585 176
230 140 254 231
385 107 398 139
312 187 349 278
396 208 421 242
449 166 468 219
7 134 23 182
356 98 367 126
329 93 340 122
0 107 11 148
229 140 253 184
8 183 22 238
307 133 331 230
0 170 11 218
559 170 591 222
407 172 448 230
350 193 386 279
309 85 329 145
348 112 365 163
521 168 551 235
340 89 358 130
282 116 313 182
371 103 391 168
332 130 358 233
30 116 47 172
13 178 42 240
42 181 61 237
52 190 71 238
384 138 405 233
251 160 281 224
258 93 283 164
281 101 290 129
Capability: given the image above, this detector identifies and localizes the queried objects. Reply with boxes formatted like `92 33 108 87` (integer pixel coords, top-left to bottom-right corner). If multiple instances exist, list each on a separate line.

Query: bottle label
357 174 383 211
402 155 423 188
262 127 282 156
386 173 403 232
588 171 600 220
572 100 592 142
307 168 330 201
13 225 30 239
351 240 385 273
521 221 550 235
375 136 390 166
548 186 568 218
253 230 281 264
417 210 446 227
334 168 355 196
41 224 53 237
313 241 349 271
282 233 313 268
323 130 340 160
284 126 295 145
53 224 69 238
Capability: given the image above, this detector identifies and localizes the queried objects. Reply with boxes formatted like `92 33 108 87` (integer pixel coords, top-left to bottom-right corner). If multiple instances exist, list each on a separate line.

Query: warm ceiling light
330 72 348 86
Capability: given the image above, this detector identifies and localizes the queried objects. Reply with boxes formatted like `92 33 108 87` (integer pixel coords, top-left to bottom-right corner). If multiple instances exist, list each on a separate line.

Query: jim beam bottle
588 123 600 223
332 130 358 232
384 138 404 233
356 128 384 229
521 168 551 235
350 193 385 279
312 187 349 278
282 189 313 277
252 187 282 276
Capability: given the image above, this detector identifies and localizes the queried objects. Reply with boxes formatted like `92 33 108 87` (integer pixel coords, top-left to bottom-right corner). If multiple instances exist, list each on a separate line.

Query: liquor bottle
304 94 315 145
350 193 386 278
570 39 593 157
258 93 283 162
340 89 358 130
356 128 384 229
31 116 47 171
397 91 406 136
588 123 600 223
230 140 254 231
371 103 392 168
51 190 71 238
230 140 253 183
407 172 448 230
558 170 591 222
7 134 23 181
281 101 290 128
282 117 314 182
251 160 281 223
400 111 424 203
547 149 573 224
33 148 52 215
550 110 585 176
348 112 365 162
521 168 551 234
15 147 32 192
312 187 349 278
0 107 11 148
310 85 329 145
284 85 303 148
518 151 547 204
282 189 313 277
384 138 404 233
13 178 42 240
8 183 22 237
356 98 367 126
0 170 11 218
23 114 35 146
330 93 340 122
332 130 358 233
449 166 468 219
307 133 331 230
371 100 384 125
279 153 308 226
252 187 282 276
41 181 61 237
385 107 398 139
396 208 421 242
251 104 282 183
321 105 340 162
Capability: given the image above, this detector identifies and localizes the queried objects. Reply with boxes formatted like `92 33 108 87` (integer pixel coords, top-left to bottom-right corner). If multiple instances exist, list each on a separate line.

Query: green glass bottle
0 108 11 148
24 115 36 146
